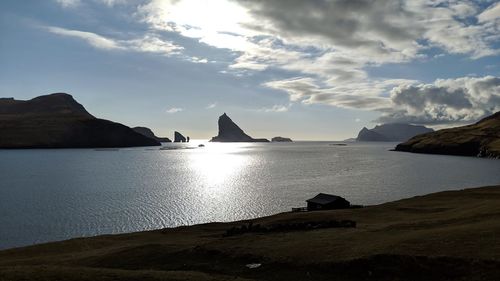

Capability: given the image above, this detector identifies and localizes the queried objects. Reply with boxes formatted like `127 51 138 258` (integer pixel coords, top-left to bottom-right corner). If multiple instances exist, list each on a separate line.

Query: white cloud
478 2 500 23
45 26 183 56
379 76 500 124
206 102 217 109
55 0 80 8
46 26 121 50
261 104 290 113
166 107 183 114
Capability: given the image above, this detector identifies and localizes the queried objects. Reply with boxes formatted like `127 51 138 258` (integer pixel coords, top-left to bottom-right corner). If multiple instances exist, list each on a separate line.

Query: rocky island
0 93 160 148
395 111 500 158
174 131 188 142
133 127 171 142
356 123 433 142
210 113 269 142
272 136 293 142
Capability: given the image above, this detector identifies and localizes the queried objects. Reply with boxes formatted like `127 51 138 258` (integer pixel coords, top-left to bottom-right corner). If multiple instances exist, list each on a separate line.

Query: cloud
45 26 183 55
55 0 80 8
260 104 290 113
166 107 184 114
478 2 500 23
378 76 500 125
46 26 121 50
55 0 126 8
206 102 217 109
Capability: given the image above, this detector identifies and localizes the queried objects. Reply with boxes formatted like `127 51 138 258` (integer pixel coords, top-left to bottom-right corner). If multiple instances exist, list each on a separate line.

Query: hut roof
306 193 347 205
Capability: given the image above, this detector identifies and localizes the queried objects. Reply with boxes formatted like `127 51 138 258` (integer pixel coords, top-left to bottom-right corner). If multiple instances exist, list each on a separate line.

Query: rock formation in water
174 131 187 142
271 136 293 142
356 124 433 142
210 113 269 142
395 111 500 158
133 127 171 142
0 93 160 148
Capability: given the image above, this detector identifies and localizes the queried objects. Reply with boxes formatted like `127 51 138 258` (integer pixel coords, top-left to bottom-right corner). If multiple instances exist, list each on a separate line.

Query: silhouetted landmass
174 131 187 142
357 124 433 142
395 111 500 158
210 113 269 142
133 127 171 142
271 136 293 142
0 93 160 148
1 185 500 280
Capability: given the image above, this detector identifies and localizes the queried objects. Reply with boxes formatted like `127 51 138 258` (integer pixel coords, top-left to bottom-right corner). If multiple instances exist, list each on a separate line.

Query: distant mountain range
0 93 160 148
395 111 500 158
356 123 434 142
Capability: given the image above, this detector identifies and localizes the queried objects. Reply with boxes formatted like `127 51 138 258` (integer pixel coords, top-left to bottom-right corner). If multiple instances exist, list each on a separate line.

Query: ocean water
1 141 500 250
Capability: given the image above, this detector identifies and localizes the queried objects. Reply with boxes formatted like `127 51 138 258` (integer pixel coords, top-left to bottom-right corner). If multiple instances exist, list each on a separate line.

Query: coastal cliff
0 93 160 148
133 127 171 142
357 123 433 142
210 113 269 142
395 111 500 158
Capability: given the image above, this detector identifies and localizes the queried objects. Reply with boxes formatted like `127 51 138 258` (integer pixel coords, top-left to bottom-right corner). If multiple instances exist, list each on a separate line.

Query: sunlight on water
189 143 247 188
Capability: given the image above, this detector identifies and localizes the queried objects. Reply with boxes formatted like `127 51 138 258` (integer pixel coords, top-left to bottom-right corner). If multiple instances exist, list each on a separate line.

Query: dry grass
1 185 500 280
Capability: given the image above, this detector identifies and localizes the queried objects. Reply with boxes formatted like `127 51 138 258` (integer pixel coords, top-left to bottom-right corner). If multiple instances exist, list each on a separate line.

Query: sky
1 0 500 140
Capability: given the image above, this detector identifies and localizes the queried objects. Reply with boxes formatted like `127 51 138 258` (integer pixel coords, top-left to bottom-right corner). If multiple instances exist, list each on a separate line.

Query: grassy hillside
395 111 500 158
1 185 500 280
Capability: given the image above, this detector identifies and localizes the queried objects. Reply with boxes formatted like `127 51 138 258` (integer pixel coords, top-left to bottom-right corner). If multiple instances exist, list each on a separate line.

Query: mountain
0 93 160 148
356 123 434 142
133 127 171 142
174 131 187 142
210 113 269 142
271 136 293 142
395 112 500 158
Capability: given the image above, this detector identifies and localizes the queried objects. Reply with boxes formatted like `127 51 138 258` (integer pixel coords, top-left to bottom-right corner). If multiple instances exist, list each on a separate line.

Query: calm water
1 141 500 250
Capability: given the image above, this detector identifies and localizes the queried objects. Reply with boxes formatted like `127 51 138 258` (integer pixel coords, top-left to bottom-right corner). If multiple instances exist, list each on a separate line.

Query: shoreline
1 184 500 280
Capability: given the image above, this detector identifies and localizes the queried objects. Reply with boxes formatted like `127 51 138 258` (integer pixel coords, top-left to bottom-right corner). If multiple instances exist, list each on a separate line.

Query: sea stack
395 111 500 158
174 131 187 142
0 93 160 148
210 113 269 142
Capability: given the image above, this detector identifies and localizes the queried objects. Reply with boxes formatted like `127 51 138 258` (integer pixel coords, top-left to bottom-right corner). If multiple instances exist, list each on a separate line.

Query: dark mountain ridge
357 123 433 142
0 93 160 148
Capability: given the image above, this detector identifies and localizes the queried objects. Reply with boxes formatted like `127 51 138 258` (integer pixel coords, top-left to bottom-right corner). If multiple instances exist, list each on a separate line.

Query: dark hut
306 193 350 211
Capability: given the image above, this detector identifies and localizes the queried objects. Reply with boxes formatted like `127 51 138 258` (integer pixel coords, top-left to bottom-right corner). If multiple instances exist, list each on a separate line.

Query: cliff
395 111 500 158
133 127 171 142
174 131 187 142
210 113 269 142
357 124 433 142
0 93 160 148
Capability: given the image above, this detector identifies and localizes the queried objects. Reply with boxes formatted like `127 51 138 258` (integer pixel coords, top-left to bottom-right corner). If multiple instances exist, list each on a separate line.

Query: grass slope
395 111 500 158
1 185 500 280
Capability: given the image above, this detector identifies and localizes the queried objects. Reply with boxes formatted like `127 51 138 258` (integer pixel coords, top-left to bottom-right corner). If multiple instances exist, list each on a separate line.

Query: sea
1 141 500 250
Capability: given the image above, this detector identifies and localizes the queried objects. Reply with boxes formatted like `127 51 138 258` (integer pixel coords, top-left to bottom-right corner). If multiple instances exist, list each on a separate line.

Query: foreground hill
1 185 500 280
0 93 160 148
357 123 433 142
211 113 269 142
395 111 500 158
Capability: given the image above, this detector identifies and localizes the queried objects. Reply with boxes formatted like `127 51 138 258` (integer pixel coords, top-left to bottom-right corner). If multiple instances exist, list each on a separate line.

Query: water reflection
189 143 248 189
